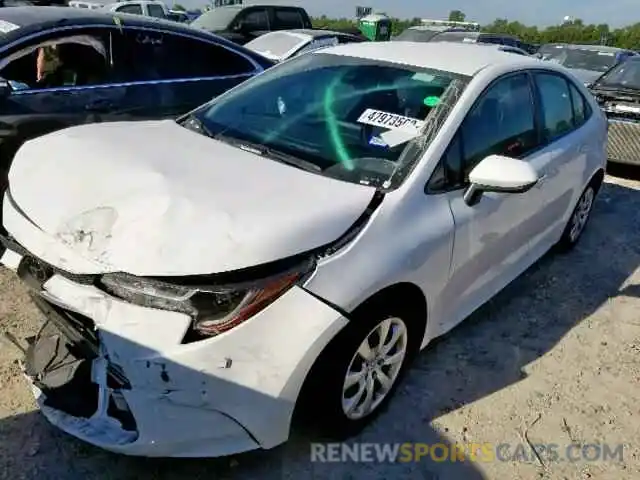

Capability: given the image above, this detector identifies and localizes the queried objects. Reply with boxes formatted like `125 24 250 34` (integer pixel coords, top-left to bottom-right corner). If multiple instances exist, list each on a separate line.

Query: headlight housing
99 258 315 339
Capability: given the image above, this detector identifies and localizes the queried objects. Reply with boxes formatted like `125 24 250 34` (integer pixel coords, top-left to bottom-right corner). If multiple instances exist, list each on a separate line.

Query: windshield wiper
214 134 322 173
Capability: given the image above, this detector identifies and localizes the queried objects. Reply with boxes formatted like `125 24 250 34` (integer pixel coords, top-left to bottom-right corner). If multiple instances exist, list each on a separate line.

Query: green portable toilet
358 14 392 41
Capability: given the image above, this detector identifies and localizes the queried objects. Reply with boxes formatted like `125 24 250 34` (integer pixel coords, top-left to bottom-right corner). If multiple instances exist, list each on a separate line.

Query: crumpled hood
7 120 375 276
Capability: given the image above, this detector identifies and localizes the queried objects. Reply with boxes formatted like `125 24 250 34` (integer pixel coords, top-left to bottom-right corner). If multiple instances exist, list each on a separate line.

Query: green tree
310 14 640 49
448 10 466 22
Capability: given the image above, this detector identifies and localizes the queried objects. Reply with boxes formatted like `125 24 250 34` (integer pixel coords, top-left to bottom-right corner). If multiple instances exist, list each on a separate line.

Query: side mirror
463 154 539 206
0 78 11 100
534 52 543 59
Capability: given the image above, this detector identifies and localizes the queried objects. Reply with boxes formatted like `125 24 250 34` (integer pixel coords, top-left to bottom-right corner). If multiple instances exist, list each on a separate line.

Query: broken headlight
99 259 315 337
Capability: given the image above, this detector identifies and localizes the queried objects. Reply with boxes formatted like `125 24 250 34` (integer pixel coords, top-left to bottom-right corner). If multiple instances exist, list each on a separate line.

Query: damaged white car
0 41 606 457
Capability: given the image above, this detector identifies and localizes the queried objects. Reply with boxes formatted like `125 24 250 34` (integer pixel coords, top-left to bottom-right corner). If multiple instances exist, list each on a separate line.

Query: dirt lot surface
1 168 639 480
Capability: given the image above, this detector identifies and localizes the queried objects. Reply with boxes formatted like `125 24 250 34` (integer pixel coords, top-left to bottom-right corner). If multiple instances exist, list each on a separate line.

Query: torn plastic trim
29 293 131 390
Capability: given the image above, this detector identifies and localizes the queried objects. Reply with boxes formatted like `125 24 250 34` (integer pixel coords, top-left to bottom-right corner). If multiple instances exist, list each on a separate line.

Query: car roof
321 41 539 76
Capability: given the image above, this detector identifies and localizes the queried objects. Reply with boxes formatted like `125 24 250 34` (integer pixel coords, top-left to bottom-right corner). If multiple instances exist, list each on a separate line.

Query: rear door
110 27 261 118
526 70 597 257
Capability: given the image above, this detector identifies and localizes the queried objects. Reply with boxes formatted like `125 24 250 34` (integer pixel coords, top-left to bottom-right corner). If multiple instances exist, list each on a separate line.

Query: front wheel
296 299 421 440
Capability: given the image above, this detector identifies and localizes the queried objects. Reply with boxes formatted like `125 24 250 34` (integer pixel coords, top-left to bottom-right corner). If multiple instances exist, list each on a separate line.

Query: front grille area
607 119 640 165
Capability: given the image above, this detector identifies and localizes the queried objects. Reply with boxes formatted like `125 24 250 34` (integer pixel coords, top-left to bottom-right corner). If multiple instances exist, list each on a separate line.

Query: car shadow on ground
0 177 638 480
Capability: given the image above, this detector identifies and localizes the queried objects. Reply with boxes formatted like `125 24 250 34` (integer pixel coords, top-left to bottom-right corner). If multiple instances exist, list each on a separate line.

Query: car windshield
540 46 619 72
182 53 469 189
594 59 640 89
190 8 238 30
245 32 306 58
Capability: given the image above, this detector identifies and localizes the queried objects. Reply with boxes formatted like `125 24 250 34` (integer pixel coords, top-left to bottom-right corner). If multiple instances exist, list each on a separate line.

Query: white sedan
0 41 607 457
244 28 365 62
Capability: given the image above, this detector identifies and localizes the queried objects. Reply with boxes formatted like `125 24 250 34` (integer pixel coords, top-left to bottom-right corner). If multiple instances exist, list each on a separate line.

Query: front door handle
579 144 590 153
536 174 548 187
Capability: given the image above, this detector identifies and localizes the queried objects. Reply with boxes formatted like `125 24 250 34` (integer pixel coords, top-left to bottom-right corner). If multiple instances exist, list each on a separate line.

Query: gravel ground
1 167 639 480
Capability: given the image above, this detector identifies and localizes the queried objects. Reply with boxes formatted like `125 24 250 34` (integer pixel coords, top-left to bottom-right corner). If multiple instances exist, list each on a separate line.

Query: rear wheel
557 183 597 250
296 298 422 440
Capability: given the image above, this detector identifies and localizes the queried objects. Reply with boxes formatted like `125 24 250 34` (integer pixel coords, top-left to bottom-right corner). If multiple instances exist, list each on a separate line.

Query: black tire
295 296 423 440
556 181 597 251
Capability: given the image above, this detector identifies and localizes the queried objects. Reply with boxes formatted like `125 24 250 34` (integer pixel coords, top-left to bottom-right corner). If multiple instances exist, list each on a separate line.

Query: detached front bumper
1 198 348 457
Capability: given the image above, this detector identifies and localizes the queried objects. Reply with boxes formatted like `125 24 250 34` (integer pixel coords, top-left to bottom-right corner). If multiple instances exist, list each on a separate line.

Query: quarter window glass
569 82 589 127
535 73 574 139
460 73 537 175
116 4 143 14
275 9 303 29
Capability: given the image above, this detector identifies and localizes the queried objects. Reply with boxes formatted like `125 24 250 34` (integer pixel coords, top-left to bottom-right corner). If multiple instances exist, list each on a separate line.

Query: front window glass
595 59 640 89
182 53 469 189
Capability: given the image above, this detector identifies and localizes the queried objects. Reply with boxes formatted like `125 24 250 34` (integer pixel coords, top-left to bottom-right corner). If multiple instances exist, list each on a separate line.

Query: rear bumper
607 119 640 165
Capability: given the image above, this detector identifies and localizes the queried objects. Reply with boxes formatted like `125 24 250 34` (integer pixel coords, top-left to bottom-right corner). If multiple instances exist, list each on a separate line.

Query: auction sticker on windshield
357 109 425 133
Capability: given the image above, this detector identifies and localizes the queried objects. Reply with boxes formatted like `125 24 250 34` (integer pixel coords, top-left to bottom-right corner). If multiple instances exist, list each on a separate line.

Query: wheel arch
292 281 428 425
589 167 605 193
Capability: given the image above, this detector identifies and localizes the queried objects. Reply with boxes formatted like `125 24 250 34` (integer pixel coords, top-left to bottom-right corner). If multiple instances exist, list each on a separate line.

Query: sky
175 0 640 28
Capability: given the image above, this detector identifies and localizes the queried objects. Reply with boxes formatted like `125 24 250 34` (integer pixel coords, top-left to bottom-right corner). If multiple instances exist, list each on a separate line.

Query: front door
437 72 545 327
0 28 122 177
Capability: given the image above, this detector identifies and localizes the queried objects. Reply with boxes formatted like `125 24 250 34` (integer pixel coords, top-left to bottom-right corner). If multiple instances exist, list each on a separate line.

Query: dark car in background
393 26 524 50
190 5 312 45
428 30 523 48
392 25 470 42
0 7 272 189
590 56 640 165
537 43 636 86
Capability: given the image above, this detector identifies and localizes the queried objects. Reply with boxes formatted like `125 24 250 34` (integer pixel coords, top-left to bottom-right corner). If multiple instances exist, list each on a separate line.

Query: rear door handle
579 144 590 153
